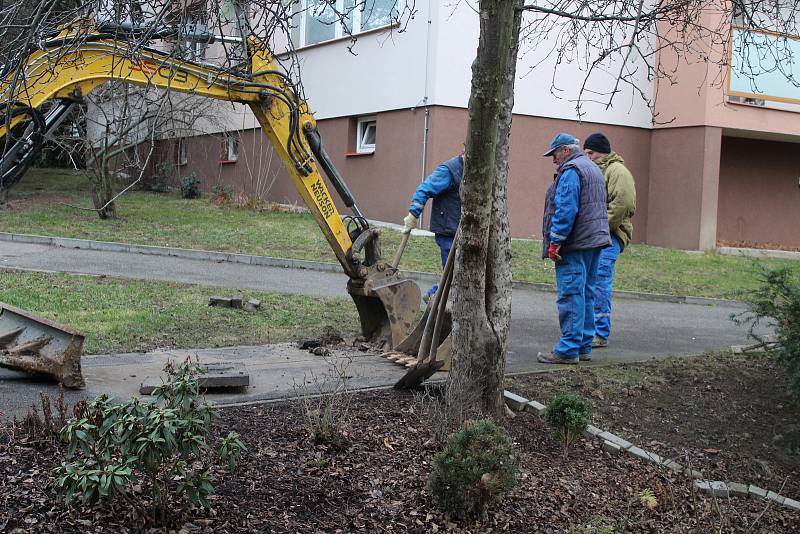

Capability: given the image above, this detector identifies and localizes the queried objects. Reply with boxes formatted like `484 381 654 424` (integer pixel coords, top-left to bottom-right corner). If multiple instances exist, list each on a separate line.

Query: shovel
392 231 412 269
393 236 457 389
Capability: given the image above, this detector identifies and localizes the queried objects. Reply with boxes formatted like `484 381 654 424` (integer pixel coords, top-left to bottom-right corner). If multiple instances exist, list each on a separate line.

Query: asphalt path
0 240 753 418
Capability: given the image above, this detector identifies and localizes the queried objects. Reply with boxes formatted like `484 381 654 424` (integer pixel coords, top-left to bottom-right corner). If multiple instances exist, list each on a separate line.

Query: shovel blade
394 334 452 389
0 303 85 389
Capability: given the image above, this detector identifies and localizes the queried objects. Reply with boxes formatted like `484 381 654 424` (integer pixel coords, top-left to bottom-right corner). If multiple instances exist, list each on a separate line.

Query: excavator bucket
347 272 421 350
0 303 85 389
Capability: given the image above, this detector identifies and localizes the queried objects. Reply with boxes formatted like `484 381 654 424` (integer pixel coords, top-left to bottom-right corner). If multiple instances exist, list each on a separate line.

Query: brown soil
508 352 800 501
1 367 798 533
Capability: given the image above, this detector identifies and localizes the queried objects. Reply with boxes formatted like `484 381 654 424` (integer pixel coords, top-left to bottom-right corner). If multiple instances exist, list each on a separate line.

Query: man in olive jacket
583 133 636 349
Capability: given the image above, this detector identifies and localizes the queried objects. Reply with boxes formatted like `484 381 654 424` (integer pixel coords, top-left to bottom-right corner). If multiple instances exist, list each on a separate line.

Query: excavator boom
0 20 429 383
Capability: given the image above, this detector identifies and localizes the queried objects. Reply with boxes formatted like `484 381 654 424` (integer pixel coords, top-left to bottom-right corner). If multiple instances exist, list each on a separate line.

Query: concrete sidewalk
0 239 754 419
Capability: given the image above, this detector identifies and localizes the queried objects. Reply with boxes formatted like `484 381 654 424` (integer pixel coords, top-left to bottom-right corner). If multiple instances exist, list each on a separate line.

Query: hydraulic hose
0 103 47 189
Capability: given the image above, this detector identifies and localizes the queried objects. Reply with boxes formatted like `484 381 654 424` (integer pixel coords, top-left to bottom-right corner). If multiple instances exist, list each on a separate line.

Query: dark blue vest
542 152 610 258
430 155 463 237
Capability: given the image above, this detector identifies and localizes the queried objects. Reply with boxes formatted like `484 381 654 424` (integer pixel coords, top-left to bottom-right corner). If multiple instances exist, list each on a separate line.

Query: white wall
431 1 655 128
210 0 657 131
283 5 433 120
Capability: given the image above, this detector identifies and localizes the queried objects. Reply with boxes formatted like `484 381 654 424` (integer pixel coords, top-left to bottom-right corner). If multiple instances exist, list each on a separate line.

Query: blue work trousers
553 248 602 357
425 234 454 299
593 234 621 340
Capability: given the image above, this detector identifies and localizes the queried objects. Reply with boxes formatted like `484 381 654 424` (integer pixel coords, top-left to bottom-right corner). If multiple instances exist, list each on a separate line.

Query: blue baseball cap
543 133 577 157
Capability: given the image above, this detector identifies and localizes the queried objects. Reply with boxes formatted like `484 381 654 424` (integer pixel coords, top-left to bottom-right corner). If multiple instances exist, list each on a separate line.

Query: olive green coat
595 152 636 249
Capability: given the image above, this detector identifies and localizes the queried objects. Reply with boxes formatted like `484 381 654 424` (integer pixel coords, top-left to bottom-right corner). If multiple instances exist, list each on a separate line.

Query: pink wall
653 3 800 138
422 107 652 242
646 126 721 250
717 136 800 247
163 106 654 243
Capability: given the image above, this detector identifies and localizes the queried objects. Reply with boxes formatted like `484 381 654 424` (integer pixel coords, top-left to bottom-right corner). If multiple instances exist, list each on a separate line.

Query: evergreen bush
427 419 518 519
544 392 591 447
180 174 201 198
734 265 800 401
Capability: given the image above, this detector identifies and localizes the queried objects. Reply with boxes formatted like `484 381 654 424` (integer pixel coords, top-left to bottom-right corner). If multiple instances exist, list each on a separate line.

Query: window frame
292 0 398 48
177 137 188 166
221 132 239 163
355 115 376 154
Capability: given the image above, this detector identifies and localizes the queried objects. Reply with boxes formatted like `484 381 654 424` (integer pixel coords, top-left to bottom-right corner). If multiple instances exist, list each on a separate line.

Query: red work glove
547 243 562 262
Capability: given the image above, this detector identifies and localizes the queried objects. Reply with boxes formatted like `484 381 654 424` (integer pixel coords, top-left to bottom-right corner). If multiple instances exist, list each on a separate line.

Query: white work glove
402 213 419 234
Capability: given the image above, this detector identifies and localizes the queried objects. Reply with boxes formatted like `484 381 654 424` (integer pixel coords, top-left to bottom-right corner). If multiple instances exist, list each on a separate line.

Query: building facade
163 1 800 250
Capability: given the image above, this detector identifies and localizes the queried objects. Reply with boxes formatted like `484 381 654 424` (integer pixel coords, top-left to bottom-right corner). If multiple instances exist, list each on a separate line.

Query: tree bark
449 0 522 418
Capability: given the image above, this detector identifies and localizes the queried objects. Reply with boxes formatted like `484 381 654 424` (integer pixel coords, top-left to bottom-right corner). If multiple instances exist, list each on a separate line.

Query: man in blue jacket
538 133 610 364
402 151 463 301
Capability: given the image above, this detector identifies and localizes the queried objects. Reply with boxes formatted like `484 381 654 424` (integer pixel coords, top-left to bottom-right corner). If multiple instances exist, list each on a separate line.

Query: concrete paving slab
0 343 438 420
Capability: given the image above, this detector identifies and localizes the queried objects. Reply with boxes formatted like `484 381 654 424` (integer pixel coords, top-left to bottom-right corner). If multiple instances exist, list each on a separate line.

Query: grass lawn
3 168 798 299
0 269 358 354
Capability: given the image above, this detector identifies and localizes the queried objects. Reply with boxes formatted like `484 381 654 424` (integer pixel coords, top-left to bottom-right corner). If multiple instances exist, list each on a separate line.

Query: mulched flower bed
508 351 800 501
1 379 798 533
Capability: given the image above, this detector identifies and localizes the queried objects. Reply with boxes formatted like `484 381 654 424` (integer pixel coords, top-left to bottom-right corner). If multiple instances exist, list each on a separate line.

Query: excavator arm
0 22 359 274
0 20 424 356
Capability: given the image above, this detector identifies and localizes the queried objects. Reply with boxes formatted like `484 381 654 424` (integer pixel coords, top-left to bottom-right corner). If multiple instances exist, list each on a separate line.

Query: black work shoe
592 335 608 349
537 351 579 365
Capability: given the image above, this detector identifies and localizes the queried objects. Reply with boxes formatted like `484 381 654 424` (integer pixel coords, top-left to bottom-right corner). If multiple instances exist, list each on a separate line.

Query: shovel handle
392 232 411 269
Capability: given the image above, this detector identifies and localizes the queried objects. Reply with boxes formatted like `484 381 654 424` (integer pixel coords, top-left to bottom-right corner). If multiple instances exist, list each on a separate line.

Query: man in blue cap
538 133 610 364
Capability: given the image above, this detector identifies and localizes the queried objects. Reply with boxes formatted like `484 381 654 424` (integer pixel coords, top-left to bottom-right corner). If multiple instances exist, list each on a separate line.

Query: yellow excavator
0 19 450 389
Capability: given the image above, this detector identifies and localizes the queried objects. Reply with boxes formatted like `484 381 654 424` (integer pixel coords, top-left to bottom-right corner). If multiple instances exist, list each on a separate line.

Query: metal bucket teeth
0 303 85 389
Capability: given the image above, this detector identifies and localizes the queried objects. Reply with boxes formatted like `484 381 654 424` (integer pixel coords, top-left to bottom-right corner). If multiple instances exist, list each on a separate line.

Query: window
291 0 399 47
177 138 188 165
223 132 239 162
356 116 376 154
179 16 209 61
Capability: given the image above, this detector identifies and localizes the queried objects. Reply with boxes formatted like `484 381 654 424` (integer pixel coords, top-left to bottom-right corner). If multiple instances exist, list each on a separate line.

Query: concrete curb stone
727 482 749 498
748 485 768 499
526 400 546 415
694 480 730 498
784 497 800 512
766 491 786 505
602 440 622 455
598 431 633 450
503 390 529 412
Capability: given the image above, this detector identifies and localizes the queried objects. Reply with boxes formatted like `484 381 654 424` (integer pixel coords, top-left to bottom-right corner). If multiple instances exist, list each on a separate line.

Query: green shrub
180 174 201 199
427 419 519 519
54 361 245 526
734 265 800 400
150 162 173 192
544 392 591 447
211 184 233 204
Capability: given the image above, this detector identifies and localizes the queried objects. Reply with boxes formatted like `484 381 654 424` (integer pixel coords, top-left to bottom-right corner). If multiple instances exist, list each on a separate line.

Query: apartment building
165 1 800 250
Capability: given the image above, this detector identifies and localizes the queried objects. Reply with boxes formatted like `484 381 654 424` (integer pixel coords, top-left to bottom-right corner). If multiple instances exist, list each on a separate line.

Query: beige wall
718 136 800 247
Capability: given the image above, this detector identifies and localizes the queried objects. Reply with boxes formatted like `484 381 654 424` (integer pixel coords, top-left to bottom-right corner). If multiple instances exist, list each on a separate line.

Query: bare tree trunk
449 0 522 418
87 153 117 219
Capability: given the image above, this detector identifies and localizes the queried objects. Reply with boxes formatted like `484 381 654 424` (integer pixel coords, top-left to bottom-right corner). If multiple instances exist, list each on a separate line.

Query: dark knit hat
583 133 611 154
